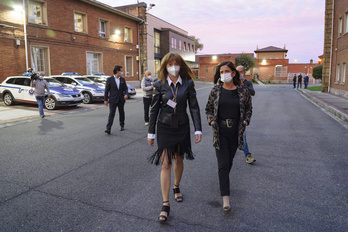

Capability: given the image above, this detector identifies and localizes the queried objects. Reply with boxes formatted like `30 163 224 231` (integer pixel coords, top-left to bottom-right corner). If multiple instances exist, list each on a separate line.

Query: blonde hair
157 52 195 83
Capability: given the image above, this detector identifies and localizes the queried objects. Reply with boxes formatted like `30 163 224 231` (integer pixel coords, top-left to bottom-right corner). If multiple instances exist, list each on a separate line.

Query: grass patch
307 86 322 91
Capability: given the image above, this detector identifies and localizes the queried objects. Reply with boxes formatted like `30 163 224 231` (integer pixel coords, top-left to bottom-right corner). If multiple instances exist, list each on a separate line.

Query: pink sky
99 0 325 64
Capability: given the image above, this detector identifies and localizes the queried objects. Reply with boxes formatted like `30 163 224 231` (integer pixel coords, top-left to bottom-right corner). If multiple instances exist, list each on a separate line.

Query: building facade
117 3 196 79
322 0 348 97
0 0 142 83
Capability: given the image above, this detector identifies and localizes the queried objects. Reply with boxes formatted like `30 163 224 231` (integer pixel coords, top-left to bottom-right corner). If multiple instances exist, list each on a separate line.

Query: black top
218 88 240 120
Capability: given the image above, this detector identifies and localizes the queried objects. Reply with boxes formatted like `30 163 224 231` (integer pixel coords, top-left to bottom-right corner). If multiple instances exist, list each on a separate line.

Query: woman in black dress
147 52 202 222
205 61 252 212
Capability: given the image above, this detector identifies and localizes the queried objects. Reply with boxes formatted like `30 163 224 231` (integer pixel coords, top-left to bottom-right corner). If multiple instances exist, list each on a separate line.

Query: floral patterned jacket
205 84 252 150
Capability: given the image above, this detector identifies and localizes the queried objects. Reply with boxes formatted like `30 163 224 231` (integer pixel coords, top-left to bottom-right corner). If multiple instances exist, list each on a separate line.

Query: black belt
218 119 238 128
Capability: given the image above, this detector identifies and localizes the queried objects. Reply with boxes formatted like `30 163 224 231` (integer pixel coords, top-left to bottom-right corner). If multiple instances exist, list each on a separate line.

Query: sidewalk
298 88 348 125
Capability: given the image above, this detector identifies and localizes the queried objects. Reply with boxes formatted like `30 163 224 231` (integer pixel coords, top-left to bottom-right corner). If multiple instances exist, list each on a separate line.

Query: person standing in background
297 73 303 89
236 65 256 164
304 74 309 89
30 73 50 118
293 74 297 89
141 70 155 126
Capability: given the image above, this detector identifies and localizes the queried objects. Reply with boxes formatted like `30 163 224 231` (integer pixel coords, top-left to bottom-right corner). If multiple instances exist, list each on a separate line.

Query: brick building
0 0 142 83
196 53 254 82
322 0 348 97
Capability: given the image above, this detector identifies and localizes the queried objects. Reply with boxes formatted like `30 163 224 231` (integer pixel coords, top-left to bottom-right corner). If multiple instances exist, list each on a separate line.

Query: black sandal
158 201 170 223
173 184 183 202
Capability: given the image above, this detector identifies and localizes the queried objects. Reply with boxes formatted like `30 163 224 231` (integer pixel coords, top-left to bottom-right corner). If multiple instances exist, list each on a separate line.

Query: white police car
84 73 136 98
51 73 105 104
0 73 83 110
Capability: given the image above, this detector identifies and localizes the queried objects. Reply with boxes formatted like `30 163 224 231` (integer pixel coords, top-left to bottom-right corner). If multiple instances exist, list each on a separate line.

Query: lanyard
169 84 178 102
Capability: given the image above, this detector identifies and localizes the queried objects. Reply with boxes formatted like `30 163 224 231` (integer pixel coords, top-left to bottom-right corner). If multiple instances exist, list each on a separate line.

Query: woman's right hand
210 120 215 125
147 138 154 146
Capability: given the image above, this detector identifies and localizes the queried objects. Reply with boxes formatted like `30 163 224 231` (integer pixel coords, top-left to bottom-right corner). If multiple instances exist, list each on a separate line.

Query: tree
312 65 323 80
190 36 204 53
236 53 256 71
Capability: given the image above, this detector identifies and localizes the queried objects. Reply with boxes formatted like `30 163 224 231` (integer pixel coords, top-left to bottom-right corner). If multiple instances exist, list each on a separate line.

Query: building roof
82 0 143 22
255 46 288 53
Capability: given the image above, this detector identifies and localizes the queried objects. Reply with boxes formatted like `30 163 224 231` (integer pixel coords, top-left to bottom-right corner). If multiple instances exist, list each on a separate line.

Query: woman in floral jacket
205 61 252 212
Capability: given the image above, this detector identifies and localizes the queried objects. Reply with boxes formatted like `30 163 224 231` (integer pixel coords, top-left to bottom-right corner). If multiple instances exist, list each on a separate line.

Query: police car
0 73 84 110
84 73 136 98
51 73 105 104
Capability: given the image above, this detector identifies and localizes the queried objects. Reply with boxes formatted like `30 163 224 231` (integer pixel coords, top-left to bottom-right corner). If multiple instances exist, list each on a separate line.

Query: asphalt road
0 83 347 232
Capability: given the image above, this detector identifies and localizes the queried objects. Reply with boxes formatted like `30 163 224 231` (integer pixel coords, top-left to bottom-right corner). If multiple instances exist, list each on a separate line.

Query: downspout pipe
328 0 334 93
23 0 29 70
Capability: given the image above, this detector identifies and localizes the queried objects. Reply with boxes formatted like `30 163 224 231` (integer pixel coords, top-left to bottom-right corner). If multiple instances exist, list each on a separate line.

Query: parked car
0 74 84 110
84 73 137 98
51 73 105 104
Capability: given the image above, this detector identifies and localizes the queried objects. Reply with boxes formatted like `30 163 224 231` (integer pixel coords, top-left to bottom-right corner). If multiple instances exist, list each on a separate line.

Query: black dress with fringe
147 79 201 166
148 121 193 165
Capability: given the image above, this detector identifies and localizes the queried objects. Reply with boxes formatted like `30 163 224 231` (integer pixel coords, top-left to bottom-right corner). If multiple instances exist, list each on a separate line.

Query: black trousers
293 81 296 88
106 101 125 130
215 122 238 196
143 97 152 122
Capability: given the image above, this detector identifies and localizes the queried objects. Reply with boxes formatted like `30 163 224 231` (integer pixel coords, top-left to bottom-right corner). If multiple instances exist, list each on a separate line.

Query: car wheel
45 96 57 110
3 92 15 106
83 92 92 104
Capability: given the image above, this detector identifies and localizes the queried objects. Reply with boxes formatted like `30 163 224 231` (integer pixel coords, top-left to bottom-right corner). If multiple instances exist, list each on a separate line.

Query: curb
298 89 348 123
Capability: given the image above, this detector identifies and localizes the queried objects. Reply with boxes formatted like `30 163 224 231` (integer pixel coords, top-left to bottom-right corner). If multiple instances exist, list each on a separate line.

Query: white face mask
220 73 233 84
39 76 44 80
240 74 245 80
147 75 152 79
167 65 180 76
120 72 124 76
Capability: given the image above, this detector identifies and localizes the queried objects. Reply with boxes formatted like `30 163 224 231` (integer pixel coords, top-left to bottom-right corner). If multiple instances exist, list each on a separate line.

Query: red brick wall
0 0 140 83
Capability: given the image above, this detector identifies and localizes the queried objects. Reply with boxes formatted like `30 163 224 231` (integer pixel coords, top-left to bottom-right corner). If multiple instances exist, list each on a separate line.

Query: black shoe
120 127 124 131
158 201 170 223
41 115 45 118
173 185 183 202
105 129 110 134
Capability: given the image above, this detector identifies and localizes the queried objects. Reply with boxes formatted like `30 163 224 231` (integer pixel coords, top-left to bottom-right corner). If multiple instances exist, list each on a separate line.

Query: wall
0 0 140 82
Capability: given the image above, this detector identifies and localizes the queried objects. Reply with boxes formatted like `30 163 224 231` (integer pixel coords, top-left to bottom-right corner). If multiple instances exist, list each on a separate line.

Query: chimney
310 59 313 64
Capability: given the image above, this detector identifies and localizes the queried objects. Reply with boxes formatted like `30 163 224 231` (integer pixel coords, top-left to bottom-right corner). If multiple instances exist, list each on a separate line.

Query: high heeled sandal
173 184 183 202
158 201 170 223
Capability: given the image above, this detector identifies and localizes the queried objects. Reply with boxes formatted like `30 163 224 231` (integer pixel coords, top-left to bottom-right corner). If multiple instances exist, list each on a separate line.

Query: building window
125 56 133 77
342 63 346 83
192 44 194 52
124 27 132 43
31 46 49 75
74 12 87 33
174 38 176 49
183 42 186 51
338 17 342 36
154 30 160 54
86 52 102 75
345 12 348 34
179 40 182 50
336 64 340 82
188 43 190 52
171 38 174 48
28 1 46 25
99 19 109 38
275 65 287 77
154 59 161 76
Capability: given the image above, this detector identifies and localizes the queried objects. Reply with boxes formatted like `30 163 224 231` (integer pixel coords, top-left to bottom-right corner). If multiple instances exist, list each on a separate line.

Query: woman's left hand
243 120 248 126
195 134 202 144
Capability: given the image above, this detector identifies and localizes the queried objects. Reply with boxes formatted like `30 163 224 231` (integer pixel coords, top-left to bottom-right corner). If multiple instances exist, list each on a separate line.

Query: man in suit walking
104 65 129 134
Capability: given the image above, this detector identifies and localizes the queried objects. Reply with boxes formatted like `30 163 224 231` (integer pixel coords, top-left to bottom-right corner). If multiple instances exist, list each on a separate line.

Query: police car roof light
62 72 78 75
92 73 105 75
23 72 32 76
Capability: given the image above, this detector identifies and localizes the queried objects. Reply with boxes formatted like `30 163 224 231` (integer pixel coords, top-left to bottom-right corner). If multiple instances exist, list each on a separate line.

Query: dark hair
158 52 195 83
113 65 122 74
213 61 240 86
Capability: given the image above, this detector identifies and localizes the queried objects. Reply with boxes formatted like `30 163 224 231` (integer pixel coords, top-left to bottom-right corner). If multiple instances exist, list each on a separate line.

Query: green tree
312 65 323 80
236 53 256 71
190 36 204 53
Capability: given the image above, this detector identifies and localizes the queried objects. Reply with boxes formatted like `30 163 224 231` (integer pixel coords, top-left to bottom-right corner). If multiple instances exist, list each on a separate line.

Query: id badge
171 113 179 128
167 99 177 108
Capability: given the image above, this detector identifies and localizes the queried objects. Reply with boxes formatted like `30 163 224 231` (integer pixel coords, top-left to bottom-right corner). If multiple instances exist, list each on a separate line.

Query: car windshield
75 77 96 85
45 78 64 87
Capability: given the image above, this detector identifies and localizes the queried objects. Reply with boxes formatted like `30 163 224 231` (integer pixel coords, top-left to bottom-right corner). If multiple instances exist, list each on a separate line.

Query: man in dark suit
104 65 129 134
